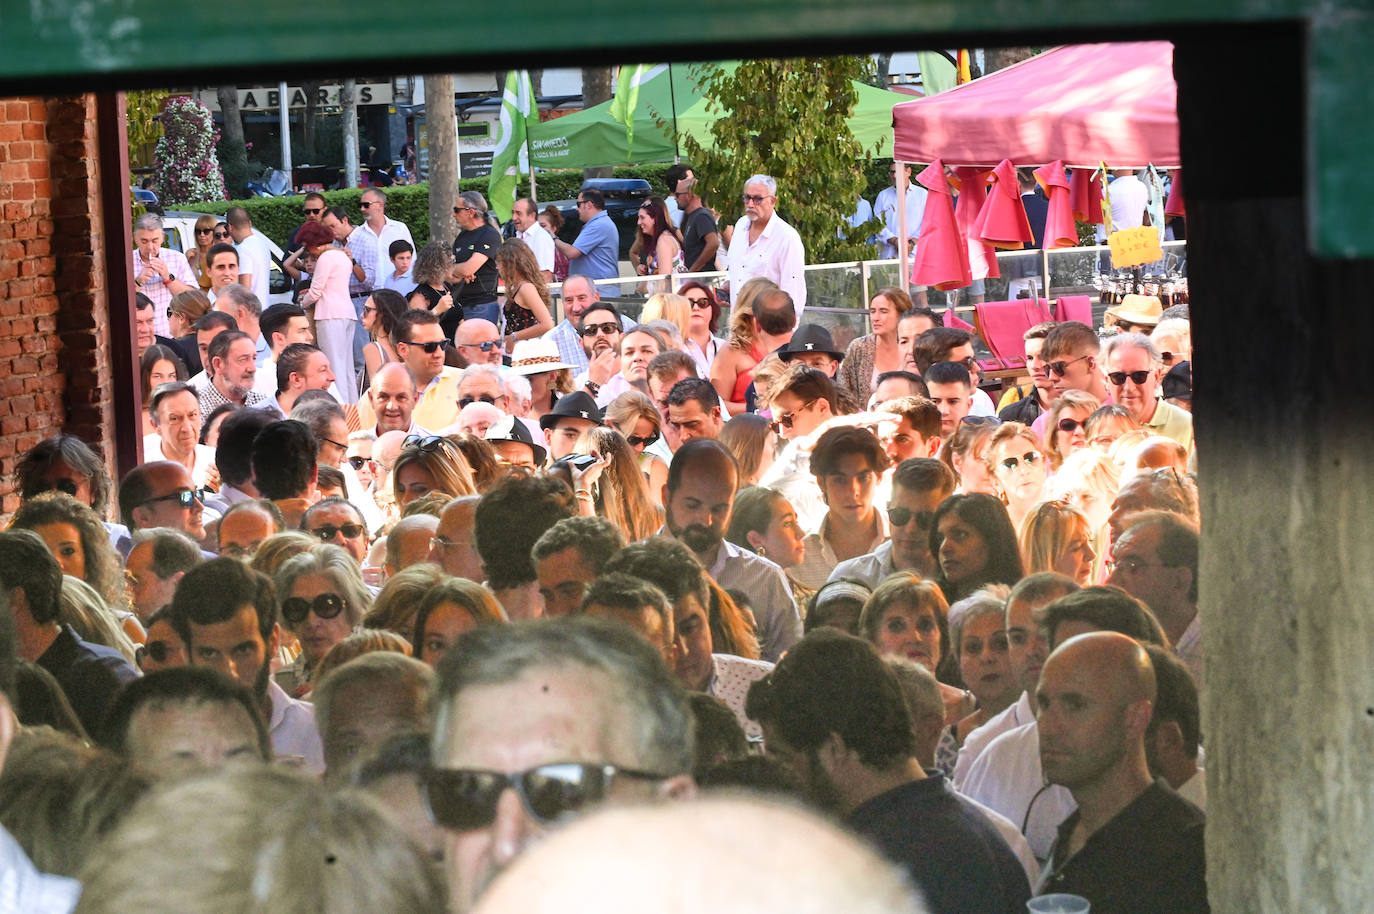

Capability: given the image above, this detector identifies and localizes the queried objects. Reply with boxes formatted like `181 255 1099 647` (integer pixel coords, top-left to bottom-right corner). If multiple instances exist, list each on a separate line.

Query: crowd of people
0 170 1205 913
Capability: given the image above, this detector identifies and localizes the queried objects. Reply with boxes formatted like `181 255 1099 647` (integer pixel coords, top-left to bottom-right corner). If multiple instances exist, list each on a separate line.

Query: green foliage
679 57 882 263
126 90 168 167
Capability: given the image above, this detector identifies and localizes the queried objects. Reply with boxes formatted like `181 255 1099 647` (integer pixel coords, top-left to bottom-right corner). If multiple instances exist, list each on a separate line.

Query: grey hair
885 656 944 723
133 213 163 234
744 174 777 196
215 283 263 319
947 585 1010 653
458 190 489 215
312 651 435 748
1103 332 1162 366
362 186 387 202
273 544 372 628
459 363 504 390
503 372 532 402
433 616 694 776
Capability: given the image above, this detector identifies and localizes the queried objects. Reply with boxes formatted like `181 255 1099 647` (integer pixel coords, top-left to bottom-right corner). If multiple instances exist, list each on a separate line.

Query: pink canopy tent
892 42 1179 169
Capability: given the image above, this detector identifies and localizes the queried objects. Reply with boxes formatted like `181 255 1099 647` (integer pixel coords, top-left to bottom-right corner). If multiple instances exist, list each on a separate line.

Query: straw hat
507 338 577 376
1106 294 1163 328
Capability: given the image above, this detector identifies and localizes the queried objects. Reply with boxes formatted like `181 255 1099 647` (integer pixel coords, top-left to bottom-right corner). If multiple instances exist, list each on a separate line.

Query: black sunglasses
195 227 214 235
310 523 365 541
360 201 373 208
30 479 80 498
422 762 662 831
1107 370 1153 386
1057 417 1083 433
280 592 347 626
347 455 369 470
580 322 619 338
1046 354 1091 377
459 340 501 352
625 431 659 448
213 231 232 240
403 339 451 354
996 451 1044 473
947 355 977 371
136 640 176 667
887 506 935 529
458 394 503 409
303 207 323 215
404 434 446 452
141 488 203 509
1160 351 1176 366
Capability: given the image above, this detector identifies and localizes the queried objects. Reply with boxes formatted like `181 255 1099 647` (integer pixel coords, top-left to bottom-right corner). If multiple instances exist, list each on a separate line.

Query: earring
756 545 767 557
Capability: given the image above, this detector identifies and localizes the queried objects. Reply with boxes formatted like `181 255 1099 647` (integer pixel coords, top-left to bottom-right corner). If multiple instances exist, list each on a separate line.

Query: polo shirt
36 625 139 736
1144 398 1194 452
356 366 462 433
568 210 620 281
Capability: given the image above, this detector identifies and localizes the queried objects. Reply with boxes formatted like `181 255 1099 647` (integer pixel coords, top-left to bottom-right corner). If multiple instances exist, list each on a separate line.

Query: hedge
185 163 681 250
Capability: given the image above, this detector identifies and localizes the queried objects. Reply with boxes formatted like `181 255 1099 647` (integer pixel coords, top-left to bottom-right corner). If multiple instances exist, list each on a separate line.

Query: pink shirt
300 248 356 321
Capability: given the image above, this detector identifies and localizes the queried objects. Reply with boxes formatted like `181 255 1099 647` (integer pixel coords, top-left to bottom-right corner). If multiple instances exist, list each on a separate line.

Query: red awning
892 42 1178 169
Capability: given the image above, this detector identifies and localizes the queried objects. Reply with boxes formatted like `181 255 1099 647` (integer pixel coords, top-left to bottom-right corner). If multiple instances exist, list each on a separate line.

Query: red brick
8 142 31 161
0 125 20 143
5 101 28 120
21 337 47 354
27 100 46 120
24 238 47 256
1 416 23 436
26 161 47 180
7 278 33 298
20 123 43 141
31 180 49 199
11 182 32 201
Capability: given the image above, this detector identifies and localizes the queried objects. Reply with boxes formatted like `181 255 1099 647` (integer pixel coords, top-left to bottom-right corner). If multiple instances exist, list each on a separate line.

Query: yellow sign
1108 226 1164 269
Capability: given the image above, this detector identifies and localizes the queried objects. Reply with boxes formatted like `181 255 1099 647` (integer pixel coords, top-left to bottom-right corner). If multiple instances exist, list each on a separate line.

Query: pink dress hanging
1034 161 1078 249
971 159 1034 249
910 160 972 291
1069 168 1104 224
1165 169 1186 218
952 167 1000 281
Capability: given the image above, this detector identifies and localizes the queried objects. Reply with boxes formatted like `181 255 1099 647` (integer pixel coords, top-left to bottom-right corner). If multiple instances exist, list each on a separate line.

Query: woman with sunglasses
630 196 684 291
360 289 407 396
187 214 219 291
984 423 1050 532
603 391 669 506
166 289 211 375
139 344 188 438
273 544 373 697
297 221 358 405
709 277 776 414
1043 391 1102 470
929 493 1024 604
572 427 662 542
495 239 554 347
677 281 727 378
837 286 913 406
391 435 478 510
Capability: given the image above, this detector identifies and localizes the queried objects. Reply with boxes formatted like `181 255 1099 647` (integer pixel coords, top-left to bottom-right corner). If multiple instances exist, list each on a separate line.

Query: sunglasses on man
403 339 451 354
310 523 365 542
887 506 935 529
459 340 501 352
769 399 818 434
140 488 205 509
421 762 664 831
580 322 619 338
1107 370 1153 386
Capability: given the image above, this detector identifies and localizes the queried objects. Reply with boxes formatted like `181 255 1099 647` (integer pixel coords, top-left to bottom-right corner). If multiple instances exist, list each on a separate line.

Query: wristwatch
584 379 601 396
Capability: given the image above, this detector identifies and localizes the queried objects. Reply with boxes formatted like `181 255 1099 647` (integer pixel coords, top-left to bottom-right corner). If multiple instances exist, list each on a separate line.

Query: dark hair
805 577 871 635
14 662 85 737
580 572 672 637
647 351 698 385
315 465 346 495
578 188 605 210
353 731 429 787
771 363 838 413
207 329 252 370
665 438 737 499
930 493 1023 601
924 360 971 388
296 220 336 250
578 301 622 329
1123 512 1200 603
250 420 317 500
169 557 278 648
214 408 276 489
1037 585 1168 648
746 629 914 769
301 496 365 533
602 536 709 612
193 309 237 340
911 327 973 375
129 528 202 579
688 692 748 777
200 403 238 445
0 529 64 625
725 486 786 552
147 381 198 420
368 289 408 342
276 342 323 394
388 239 414 259
754 289 797 336
904 306 942 328
140 345 188 400
665 377 717 413
206 242 238 265
676 280 722 334
323 205 350 223
14 434 112 516
135 292 154 312
874 370 929 399
880 396 942 441
810 425 890 479
1142 644 1201 761
530 515 625 571
100 666 270 759
393 308 440 348
892 457 957 499
259 304 307 347
473 475 576 590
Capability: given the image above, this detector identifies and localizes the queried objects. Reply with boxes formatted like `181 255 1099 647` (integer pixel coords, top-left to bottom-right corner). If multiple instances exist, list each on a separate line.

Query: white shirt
0 824 80 914
1176 769 1206 811
874 184 929 259
757 438 826 535
971 387 997 417
957 791 1042 887
517 223 556 274
959 719 1077 862
707 653 774 741
235 230 273 305
141 433 217 488
848 196 873 229
360 216 416 289
1174 611 1204 691
267 679 325 774
954 690 1035 786
727 213 807 316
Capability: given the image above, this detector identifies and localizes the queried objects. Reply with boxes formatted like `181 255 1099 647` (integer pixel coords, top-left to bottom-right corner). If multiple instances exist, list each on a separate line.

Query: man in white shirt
358 187 415 286
874 161 928 260
512 197 555 280
131 213 197 337
143 382 217 487
213 283 270 364
726 174 807 316
225 207 273 307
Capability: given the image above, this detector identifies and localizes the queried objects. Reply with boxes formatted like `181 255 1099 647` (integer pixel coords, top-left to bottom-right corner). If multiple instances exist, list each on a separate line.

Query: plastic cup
1027 895 1090 914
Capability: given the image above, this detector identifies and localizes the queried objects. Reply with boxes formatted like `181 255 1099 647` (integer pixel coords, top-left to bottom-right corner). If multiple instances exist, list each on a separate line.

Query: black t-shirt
452 224 503 307
410 282 465 340
680 205 719 270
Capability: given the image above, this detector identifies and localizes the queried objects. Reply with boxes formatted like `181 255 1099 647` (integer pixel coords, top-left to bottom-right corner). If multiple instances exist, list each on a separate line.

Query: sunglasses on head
404 339 451 354
887 506 935 529
1046 354 1091 377
1107 370 1153 386
458 394 502 409
580 322 619 337
347 455 369 470
30 479 80 498
625 431 659 448
1057 417 1083 433
280 592 347 626
311 523 365 541
997 450 1044 473
141 488 204 509
422 762 662 831
460 340 500 352
404 434 446 452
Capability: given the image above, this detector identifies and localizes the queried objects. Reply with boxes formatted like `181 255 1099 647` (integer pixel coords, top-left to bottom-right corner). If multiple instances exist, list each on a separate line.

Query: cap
485 414 548 464
778 324 844 362
538 390 604 431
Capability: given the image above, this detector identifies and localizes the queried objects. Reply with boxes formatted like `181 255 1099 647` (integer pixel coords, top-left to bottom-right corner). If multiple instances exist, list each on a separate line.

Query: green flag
488 70 538 223
608 63 656 153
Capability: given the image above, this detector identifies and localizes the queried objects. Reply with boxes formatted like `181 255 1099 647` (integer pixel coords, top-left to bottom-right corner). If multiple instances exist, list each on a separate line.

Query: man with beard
660 439 799 662
168 557 324 773
198 330 269 419
547 276 621 372
745 629 1031 914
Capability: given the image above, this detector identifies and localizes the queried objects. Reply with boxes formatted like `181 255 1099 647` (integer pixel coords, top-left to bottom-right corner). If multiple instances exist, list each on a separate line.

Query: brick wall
0 95 117 516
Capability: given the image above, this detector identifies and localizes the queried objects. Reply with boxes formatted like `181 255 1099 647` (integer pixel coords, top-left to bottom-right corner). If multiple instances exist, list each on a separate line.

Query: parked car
160 210 294 305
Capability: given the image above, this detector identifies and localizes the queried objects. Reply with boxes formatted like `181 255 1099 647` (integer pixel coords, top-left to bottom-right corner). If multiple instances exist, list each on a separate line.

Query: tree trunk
581 66 614 179
301 79 323 162
983 46 1035 74
425 73 459 253
341 78 359 189
874 53 893 86
216 86 249 197
530 69 543 96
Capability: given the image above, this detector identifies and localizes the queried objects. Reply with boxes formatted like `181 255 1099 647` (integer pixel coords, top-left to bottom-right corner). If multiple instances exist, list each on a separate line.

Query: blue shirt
568 210 620 281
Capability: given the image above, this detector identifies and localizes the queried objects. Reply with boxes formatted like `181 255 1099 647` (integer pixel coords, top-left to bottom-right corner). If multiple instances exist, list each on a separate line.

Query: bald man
1034 631 1208 913
385 514 440 577
428 496 483 581
454 318 503 367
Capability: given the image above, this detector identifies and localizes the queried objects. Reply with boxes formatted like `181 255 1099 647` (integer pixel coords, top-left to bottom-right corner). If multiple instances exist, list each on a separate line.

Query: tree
153 96 228 206
341 79 359 189
581 66 613 179
680 57 880 263
425 73 459 252
125 89 169 168
984 46 1036 74
216 86 249 198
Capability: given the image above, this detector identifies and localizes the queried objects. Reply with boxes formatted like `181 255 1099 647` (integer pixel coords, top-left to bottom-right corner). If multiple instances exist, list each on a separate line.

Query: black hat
1161 360 1192 401
779 324 844 362
485 414 547 465
538 391 604 431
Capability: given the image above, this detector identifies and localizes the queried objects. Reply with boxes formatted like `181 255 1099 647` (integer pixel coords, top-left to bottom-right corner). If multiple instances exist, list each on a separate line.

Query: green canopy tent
528 63 910 170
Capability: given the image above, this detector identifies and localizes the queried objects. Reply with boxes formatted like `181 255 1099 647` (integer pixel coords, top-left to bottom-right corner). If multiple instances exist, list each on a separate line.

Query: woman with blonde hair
838 286 912 405
59 576 141 664
1018 499 1096 585
390 435 477 509
603 390 669 504
360 563 447 645
574 426 663 542
983 422 1049 532
249 530 317 577
710 276 777 413
640 292 692 343
718 414 776 485
1046 447 1121 581
496 238 555 347
187 213 219 290
312 629 414 682
411 577 506 667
